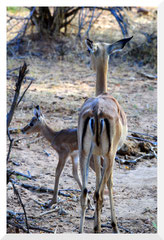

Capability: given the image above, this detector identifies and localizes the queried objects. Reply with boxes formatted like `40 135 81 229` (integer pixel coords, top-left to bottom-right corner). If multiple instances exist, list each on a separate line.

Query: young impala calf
21 105 96 208
78 36 133 233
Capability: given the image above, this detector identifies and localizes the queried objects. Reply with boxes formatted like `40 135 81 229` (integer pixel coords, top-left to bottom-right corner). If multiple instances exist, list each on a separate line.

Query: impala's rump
79 94 127 156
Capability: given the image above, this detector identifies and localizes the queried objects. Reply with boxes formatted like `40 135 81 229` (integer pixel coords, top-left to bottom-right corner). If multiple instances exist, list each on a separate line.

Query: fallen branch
12 180 83 195
136 71 157 79
11 181 54 194
115 153 156 165
7 169 36 181
102 222 133 233
150 146 157 158
127 135 157 146
28 225 54 233
37 206 59 217
7 219 28 233
58 190 72 198
7 219 54 233
59 188 81 192
128 130 157 141
7 210 24 218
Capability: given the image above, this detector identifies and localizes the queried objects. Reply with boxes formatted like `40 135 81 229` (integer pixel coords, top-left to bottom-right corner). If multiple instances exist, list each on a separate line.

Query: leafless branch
7 62 28 129
7 7 36 46
6 129 14 163
11 180 30 233
17 79 34 106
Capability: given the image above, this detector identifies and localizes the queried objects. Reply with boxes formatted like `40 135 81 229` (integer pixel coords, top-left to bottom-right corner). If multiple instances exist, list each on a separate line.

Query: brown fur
22 107 96 208
79 36 132 233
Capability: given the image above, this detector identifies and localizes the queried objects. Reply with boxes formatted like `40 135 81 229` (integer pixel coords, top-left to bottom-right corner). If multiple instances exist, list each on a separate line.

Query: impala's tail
82 113 111 153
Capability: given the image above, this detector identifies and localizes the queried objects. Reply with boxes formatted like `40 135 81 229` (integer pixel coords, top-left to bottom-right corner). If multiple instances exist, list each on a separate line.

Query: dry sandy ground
7 7 157 234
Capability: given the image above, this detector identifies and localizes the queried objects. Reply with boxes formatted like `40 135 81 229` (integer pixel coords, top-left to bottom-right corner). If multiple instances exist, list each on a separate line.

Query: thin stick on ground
7 169 36 181
7 220 28 233
128 130 157 140
115 152 156 165
127 135 157 145
7 220 55 233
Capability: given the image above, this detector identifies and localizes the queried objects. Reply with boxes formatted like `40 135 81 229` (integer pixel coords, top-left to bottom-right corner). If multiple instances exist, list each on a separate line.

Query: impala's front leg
46 152 68 208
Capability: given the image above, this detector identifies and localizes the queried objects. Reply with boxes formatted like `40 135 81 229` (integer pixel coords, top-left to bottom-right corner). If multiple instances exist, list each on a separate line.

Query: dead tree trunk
31 7 80 35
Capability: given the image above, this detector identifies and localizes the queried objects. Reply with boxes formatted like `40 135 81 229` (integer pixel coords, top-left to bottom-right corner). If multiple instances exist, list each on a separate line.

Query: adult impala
78 36 133 233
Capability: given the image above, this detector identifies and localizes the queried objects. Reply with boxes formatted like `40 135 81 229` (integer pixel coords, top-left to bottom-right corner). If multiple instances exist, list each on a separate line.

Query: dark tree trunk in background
31 7 79 35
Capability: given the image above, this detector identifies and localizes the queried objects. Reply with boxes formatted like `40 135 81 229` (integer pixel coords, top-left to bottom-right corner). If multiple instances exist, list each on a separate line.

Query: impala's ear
85 38 94 53
34 105 41 118
107 36 133 55
85 38 99 54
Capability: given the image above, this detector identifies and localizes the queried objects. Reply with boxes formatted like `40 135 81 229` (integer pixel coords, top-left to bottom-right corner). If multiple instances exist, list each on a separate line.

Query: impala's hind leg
107 172 119 233
79 152 91 233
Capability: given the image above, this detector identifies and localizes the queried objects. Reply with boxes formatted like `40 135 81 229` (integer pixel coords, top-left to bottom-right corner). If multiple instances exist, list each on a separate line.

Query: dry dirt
7 7 157 234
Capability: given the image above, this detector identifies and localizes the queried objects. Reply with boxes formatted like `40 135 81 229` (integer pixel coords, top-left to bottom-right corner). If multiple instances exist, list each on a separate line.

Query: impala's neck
96 59 108 96
40 121 57 144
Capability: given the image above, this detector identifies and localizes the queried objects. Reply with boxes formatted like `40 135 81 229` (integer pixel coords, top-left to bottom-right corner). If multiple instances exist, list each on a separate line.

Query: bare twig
11 181 54 194
38 206 59 217
7 220 28 233
150 146 157 158
6 62 32 163
7 7 36 46
59 188 81 192
7 169 36 181
17 79 34 106
11 180 29 233
7 219 54 233
28 225 54 233
58 191 72 198
85 8 95 38
101 221 133 233
128 130 157 140
136 71 157 79
127 135 157 145
6 129 14 163
117 224 133 233
43 149 51 157
7 67 20 74
7 210 24 218
115 153 155 165
7 62 28 129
